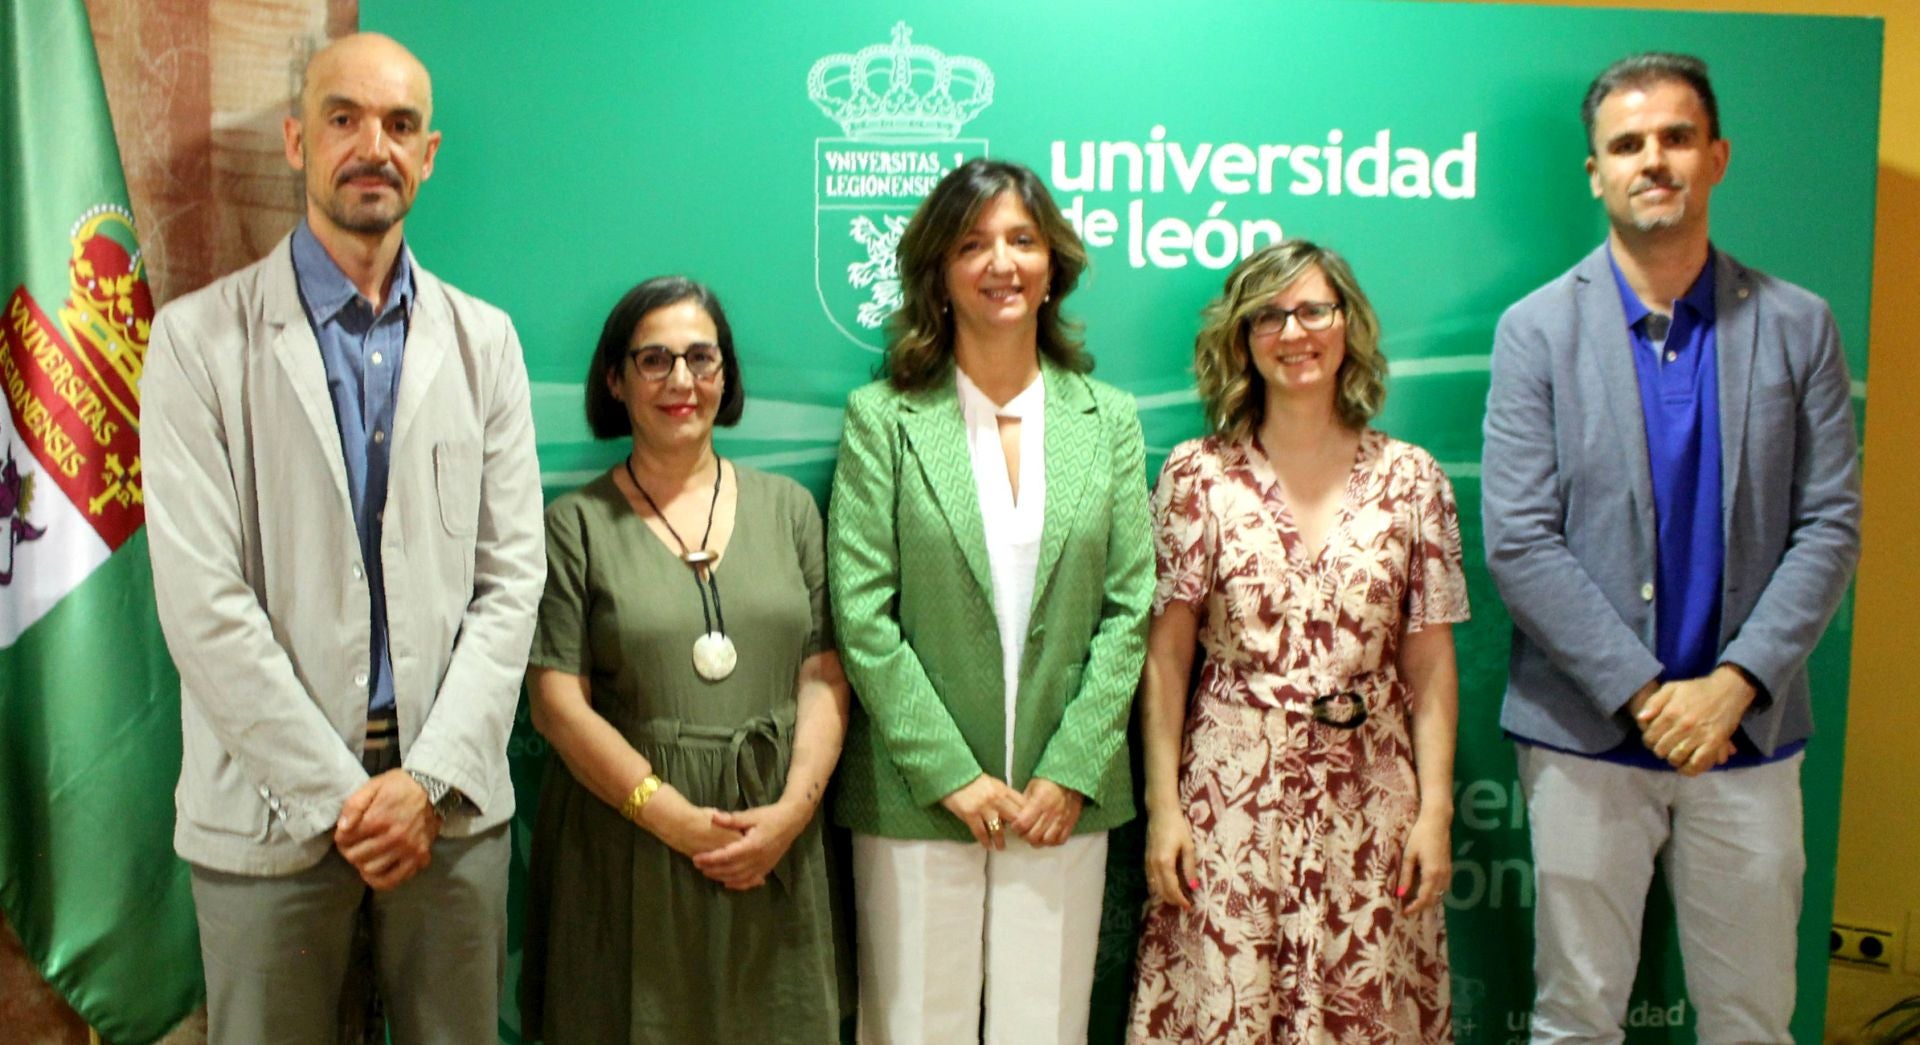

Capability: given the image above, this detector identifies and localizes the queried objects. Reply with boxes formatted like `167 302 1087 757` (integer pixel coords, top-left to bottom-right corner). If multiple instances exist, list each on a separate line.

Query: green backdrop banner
368 3 1879 1041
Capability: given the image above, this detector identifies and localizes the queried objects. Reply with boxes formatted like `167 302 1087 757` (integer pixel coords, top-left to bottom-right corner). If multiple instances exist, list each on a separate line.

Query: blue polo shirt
290 221 411 715
1595 248 1798 771
1614 249 1723 686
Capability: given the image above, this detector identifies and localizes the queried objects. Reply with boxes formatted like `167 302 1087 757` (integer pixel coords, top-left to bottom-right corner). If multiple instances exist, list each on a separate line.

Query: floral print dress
1129 430 1469 1045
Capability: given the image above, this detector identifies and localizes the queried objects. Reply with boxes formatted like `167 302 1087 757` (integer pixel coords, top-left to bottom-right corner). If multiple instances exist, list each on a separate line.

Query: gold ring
985 817 1003 834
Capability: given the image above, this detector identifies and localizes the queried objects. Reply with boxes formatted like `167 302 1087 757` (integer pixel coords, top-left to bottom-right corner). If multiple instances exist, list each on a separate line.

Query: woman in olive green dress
521 277 850 1043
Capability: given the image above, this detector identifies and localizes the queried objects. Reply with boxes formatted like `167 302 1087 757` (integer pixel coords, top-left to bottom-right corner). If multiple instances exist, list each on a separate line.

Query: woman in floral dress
1130 240 1469 1044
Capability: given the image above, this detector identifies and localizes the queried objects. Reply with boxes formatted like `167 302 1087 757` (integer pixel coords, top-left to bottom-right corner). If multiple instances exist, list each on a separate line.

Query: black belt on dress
1202 661 1383 730
1309 692 1369 729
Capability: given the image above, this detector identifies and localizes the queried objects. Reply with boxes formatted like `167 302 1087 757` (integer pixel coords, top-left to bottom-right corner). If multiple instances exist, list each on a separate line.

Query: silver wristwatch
406 769 462 817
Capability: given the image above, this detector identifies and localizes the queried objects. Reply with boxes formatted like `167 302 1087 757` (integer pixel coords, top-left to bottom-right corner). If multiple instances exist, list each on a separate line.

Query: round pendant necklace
625 453 736 682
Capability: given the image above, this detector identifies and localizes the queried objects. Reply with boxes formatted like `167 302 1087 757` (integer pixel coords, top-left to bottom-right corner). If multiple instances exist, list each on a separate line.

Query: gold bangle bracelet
621 775 662 824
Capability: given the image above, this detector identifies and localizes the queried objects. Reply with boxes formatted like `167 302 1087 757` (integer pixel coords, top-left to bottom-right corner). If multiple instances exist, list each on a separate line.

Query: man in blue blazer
1482 53 1860 1043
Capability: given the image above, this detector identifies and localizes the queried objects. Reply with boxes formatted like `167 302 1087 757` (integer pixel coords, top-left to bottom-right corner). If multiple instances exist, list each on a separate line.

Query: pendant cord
698 569 726 636
625 451 728 639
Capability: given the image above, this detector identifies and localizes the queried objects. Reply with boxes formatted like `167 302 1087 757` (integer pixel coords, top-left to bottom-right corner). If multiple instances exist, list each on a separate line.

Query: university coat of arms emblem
807 23 993 351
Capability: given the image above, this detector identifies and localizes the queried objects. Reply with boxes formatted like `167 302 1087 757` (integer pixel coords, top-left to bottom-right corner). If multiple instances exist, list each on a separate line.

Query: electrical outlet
1832 921 1897 969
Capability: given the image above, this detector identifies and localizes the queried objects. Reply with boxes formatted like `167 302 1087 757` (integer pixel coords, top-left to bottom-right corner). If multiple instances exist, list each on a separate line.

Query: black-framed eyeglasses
1248 302 1341 338
627 343 724 382
1310 691 1369 730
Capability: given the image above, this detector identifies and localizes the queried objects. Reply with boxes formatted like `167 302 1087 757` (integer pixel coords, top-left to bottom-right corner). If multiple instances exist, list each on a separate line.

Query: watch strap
405 769 461 816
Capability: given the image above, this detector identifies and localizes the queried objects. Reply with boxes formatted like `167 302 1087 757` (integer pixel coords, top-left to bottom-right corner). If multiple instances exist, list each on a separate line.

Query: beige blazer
143 235 545 876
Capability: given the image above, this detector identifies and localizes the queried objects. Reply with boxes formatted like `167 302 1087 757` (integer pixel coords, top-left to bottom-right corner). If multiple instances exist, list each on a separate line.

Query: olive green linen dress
520 466 841 1044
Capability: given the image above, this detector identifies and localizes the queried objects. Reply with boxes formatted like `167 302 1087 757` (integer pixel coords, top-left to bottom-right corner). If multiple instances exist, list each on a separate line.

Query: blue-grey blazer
1480 244 1861 755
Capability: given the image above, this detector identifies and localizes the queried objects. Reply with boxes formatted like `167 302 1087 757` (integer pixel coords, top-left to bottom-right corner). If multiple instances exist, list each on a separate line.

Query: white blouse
955 367 1046 780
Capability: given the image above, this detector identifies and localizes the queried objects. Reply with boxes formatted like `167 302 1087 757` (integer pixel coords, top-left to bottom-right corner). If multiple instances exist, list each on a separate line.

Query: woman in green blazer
828 158 1153 1043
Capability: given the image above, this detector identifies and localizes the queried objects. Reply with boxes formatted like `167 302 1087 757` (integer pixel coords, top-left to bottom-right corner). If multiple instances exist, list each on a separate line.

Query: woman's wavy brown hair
1193 239 1386 440
884 158 1091 391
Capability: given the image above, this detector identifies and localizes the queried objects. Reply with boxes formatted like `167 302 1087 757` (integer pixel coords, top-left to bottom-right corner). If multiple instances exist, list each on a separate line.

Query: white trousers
852 830 1108 1045
1518 745 1805 1045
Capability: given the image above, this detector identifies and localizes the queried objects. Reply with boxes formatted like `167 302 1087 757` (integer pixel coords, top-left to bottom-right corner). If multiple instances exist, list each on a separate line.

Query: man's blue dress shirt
290 221 410 715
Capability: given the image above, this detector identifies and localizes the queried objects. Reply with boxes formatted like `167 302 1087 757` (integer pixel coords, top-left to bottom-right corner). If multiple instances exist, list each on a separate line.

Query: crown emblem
807 22 993 141
60 204 150 407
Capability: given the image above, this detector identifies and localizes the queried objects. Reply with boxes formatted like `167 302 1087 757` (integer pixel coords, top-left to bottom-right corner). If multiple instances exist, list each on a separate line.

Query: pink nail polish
1396 885 1408 897
1187 877 1200 891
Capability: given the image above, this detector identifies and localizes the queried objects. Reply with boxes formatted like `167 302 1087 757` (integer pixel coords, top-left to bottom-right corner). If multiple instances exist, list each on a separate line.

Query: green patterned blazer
827 362 1154 842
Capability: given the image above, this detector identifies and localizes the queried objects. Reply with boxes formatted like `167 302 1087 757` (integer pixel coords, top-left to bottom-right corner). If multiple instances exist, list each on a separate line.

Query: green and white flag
1 1 201 1041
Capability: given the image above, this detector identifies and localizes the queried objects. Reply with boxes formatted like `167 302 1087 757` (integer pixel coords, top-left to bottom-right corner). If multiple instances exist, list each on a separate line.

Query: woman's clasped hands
939 772 1085 850
638 784 808 891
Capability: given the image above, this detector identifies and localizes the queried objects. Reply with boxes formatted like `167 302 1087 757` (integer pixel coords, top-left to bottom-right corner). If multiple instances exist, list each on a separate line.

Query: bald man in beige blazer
143 33 543 1044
